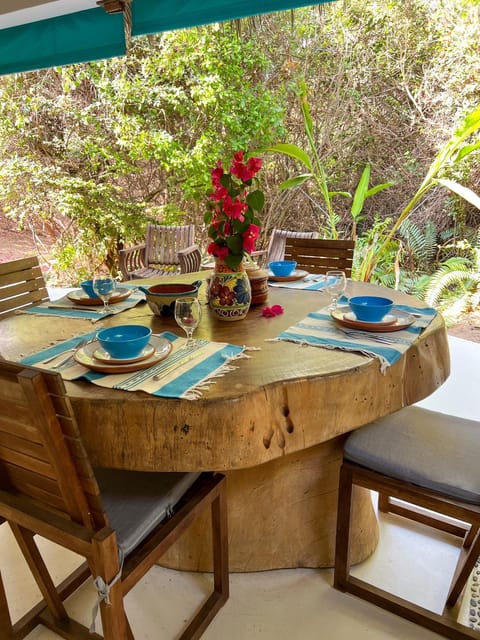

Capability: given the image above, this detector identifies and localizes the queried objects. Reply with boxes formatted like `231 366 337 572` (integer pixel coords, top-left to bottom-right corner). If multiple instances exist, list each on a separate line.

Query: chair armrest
118 244 146 280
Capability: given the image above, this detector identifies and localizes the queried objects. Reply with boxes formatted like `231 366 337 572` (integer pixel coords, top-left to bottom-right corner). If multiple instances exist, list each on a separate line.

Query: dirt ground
1 217 479 343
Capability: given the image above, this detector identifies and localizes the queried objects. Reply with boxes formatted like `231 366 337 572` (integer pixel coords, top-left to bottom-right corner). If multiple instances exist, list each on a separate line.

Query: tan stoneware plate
267 269 309 282
67 287 132 306
92 343 155 365
331 306 415 332
74 335 172 373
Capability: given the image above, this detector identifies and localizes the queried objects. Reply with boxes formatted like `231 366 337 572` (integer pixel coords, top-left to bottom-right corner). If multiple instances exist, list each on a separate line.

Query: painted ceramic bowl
268 260 297 277
139 281 201 317
96 325 152 359
349 296 394 323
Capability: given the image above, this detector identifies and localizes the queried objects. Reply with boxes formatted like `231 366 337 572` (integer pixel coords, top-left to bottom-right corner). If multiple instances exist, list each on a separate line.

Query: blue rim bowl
349 296 394 323
80 279 98 299
96 325 152 359
269 260 297 277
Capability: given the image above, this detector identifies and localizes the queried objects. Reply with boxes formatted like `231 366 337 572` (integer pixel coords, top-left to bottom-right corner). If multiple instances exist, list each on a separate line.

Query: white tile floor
2 336 479 639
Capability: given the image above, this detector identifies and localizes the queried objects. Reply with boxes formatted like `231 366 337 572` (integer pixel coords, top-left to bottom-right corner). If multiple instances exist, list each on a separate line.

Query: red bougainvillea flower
207 242 229 260
242 224 260 253
261 304 284 318
222 195 248 220
211 160 224 186
247 156 262 175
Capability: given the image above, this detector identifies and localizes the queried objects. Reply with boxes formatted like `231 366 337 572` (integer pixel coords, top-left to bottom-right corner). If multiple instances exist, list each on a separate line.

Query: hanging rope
97 0 132 50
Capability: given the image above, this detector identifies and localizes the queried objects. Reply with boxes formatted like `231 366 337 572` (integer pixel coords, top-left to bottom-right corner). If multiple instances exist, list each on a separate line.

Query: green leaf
264 143 313 171
329 191 351 198
246 189 265 211
436 178 480 210
351 165 371 218
365 181 395 198
456 140 480 162
278 174 312 189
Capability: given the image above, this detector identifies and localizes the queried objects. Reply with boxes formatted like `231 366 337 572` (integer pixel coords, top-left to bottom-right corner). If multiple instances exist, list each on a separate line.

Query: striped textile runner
21 331 248 400
21 287 145 321
272 303 437 372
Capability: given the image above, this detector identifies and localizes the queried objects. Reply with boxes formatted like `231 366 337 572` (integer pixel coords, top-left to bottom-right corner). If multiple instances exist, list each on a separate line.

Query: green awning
0 1 332 76
0 7 125 76
132 0 334 36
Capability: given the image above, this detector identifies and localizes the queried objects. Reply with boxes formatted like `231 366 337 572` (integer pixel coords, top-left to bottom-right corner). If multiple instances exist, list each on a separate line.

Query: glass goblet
93 275 117 314
174 297 201 347
325 270 347 310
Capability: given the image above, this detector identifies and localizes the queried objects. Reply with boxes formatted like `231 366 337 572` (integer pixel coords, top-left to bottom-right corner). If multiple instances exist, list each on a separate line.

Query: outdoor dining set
0 237 478 640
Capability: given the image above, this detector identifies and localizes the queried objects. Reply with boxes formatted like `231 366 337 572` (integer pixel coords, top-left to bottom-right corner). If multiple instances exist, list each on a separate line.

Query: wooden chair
0 359 228 640
284 237 355 277
334 406 480 640
178 244 202 274
119 224 196 280
253 228 319 266
0 256 48 319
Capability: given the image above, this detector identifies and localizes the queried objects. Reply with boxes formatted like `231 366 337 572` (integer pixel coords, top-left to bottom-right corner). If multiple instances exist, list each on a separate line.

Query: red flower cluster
205 151 264 271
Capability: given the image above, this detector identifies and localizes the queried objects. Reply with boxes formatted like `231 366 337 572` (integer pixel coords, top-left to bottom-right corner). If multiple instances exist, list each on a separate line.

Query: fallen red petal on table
261 305 284 318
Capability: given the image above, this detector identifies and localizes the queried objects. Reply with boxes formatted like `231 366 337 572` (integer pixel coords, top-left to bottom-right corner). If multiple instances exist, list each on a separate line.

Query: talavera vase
208 259 252 321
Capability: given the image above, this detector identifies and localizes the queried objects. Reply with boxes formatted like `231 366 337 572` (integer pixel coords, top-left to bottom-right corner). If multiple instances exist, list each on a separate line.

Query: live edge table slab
0 275 450 572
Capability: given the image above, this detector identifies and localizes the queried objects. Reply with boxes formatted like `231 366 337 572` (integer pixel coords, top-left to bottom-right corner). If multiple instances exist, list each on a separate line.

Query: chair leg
179 475 229 640
9 523 68 622
0 570 15 639
333 463 354 591
92 529 130 640
447 528 480 608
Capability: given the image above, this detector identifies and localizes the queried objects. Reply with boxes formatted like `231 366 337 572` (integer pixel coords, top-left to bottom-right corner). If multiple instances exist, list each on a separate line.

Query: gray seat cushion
95 469 201 560
344 406 480 504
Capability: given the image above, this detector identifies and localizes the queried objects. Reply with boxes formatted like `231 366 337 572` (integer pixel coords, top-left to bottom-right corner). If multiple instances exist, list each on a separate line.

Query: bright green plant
264 84 394 239
362 105 480 281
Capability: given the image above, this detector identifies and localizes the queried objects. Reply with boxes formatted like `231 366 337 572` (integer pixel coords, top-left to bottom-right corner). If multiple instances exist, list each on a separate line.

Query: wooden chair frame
284 238 355 277
119 224 195 280
253 228 318 266
334 460 480 640
178 244 202 274
0 361 229 640
0 257 48 319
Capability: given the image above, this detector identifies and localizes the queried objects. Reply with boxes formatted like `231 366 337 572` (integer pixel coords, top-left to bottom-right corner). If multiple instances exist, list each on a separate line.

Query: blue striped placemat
21 331 248 400
272 303 437 372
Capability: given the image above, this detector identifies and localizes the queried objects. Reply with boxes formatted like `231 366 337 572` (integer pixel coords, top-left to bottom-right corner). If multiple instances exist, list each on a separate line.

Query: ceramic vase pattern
208 260 252 321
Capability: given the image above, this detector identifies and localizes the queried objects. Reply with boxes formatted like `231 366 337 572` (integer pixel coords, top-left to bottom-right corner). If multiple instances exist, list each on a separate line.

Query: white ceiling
0 0 98 28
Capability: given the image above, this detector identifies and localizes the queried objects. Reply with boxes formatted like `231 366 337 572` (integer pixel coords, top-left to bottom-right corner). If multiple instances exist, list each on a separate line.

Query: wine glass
325 270 347 310
93 273 117 314
174 297 201 347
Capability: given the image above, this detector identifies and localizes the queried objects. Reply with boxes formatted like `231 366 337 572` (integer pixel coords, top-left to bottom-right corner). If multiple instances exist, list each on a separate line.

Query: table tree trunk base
161 436 378 572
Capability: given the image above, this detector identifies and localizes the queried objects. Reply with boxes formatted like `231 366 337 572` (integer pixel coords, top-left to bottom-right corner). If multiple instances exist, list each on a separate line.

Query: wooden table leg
161 436 379 572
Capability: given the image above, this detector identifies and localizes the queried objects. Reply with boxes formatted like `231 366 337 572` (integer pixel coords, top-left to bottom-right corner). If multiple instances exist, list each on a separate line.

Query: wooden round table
1 275 450 571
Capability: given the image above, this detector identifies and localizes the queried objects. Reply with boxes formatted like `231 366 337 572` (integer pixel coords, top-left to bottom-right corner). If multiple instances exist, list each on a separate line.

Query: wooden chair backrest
0 257 49 319
0 360 107 532
266 229 319 264
178 244 202 274
284 237 355 277
145 224 195 266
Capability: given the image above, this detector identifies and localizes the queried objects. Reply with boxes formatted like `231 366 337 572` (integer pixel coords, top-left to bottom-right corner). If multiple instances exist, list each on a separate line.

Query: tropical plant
263 83 394 240
362 105 480 281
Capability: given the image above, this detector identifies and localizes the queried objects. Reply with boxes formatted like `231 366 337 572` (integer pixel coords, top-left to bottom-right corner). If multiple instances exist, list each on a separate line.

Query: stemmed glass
93 273 117 314
325 270 347 310
174 297 201 347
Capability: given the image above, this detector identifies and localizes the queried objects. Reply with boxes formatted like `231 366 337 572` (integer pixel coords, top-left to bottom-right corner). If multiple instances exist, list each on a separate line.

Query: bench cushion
344 406 480 504
95 469 201 559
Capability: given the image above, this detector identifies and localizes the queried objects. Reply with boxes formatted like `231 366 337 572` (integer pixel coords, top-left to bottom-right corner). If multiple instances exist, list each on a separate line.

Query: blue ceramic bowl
349 296 394 323
80 279 98 299
269 260 297 277
96 325 152 360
